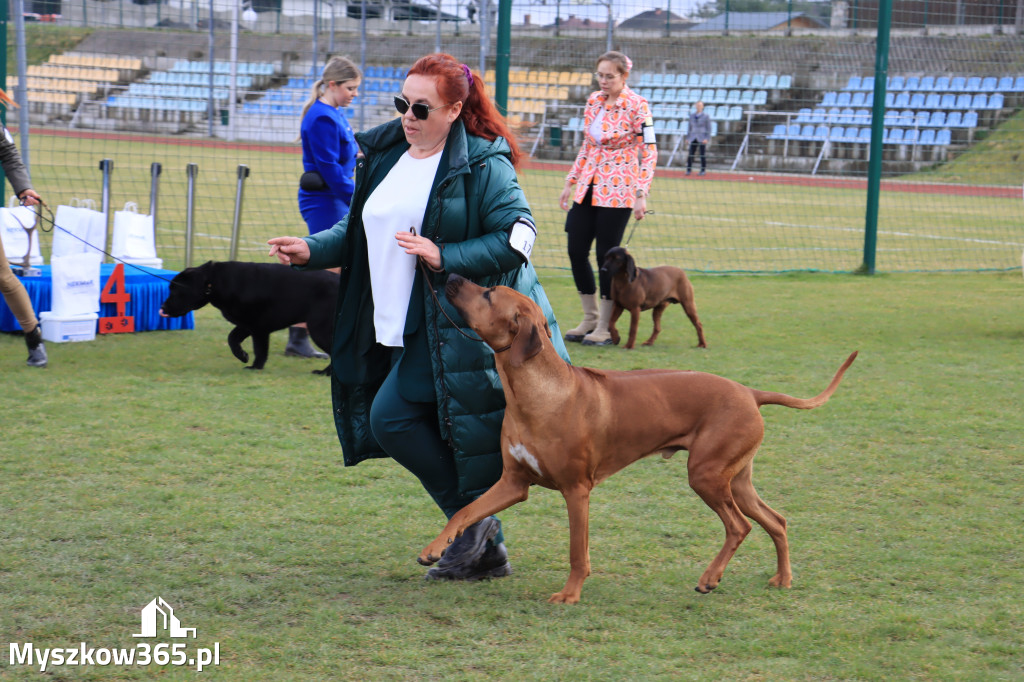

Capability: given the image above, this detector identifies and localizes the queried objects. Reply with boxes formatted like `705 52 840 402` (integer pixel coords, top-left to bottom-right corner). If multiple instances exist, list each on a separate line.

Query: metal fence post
149 162 162 227
99 158 114 261
185 163 198 268
229 164 250 261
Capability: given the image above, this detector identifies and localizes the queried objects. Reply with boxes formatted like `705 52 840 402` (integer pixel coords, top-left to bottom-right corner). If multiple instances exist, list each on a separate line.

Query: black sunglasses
394 94 449 120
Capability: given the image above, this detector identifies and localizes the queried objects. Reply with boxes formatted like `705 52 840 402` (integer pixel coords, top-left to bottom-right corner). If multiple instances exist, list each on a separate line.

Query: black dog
159 261 337 373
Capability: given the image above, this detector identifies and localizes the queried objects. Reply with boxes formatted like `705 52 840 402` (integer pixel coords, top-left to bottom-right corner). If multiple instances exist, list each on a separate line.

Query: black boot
25 325 47 368
425 517 509 581
285 326 328 359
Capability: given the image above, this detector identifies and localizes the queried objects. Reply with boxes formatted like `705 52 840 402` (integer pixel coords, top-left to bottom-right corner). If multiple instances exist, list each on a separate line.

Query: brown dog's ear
626 254 637 282
509 314 544 368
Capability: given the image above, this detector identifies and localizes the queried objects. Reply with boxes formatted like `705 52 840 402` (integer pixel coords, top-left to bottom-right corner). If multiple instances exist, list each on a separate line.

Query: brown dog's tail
753 351 858 410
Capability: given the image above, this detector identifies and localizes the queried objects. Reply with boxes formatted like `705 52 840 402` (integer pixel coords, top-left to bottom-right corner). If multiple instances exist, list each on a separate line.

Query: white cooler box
39 312 99 343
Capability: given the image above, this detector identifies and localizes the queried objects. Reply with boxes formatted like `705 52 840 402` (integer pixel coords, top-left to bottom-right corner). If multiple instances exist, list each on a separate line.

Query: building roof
694 11 825 32
618 8 695 30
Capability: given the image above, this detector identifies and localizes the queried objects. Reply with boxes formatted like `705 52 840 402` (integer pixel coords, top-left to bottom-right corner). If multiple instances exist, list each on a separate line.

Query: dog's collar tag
509 218 536 261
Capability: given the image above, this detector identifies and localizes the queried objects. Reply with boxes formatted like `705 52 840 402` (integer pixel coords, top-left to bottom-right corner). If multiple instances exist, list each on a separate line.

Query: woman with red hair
270 54 569 582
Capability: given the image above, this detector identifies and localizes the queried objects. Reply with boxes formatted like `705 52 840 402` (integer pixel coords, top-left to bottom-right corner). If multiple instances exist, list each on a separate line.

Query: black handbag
300 170 328 191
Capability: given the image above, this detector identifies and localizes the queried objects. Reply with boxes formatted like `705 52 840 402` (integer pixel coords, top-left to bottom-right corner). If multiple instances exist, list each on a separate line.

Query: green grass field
2 271 1022 680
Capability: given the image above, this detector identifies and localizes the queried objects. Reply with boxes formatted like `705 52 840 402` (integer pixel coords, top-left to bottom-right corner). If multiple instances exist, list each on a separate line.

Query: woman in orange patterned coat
559 51 656 346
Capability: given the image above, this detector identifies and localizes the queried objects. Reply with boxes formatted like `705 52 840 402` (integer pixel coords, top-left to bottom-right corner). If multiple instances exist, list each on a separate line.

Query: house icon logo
132 597 197 639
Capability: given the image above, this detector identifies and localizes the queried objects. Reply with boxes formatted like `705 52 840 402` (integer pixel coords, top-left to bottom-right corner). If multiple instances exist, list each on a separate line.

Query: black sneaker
25 325 47 368
424 517 500 581
426 542 512 582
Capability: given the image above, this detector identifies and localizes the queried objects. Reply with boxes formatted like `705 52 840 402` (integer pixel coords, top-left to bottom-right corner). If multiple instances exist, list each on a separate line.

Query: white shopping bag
1 195 43 265
50 252 103 316
111 202 156 260
51 199 107 258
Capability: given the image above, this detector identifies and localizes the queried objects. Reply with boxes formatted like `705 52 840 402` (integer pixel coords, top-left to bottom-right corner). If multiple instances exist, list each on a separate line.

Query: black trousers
564 187 632 299
687 139 707 171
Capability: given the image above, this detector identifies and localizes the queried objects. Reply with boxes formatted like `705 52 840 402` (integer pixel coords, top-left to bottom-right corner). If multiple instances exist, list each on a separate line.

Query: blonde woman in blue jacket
270 54 569 582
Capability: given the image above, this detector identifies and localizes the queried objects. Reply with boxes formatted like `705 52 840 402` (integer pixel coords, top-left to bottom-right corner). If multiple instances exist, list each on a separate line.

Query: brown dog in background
418 275 857 604
600 246 707 350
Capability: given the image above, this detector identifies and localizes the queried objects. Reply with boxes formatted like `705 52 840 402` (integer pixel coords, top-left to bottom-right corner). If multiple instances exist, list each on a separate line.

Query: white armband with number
508 218 537 261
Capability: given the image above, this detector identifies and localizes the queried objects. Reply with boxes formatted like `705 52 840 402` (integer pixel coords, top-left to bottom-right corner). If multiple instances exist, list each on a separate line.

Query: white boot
581 299 615 346
563 293 599 343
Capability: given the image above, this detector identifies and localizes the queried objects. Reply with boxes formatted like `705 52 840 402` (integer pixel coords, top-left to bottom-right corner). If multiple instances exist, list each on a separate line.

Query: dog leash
27 200 191 291
622 210 654 248
412 228 511 353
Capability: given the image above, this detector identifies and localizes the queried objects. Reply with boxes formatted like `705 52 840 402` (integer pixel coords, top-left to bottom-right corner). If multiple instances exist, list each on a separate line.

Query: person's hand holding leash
17 189 41 207
396 229 442 271
267 237 311 266
633 194 647 221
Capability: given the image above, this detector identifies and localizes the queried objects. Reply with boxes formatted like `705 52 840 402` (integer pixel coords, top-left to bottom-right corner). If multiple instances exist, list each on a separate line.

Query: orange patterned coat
566 85 657 209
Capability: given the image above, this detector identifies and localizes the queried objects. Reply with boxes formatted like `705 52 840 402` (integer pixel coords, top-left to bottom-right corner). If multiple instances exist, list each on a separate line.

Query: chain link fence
6 0 1024 273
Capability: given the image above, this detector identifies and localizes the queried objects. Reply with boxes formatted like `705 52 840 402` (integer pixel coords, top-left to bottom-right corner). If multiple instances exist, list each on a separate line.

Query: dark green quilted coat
302 117 570 497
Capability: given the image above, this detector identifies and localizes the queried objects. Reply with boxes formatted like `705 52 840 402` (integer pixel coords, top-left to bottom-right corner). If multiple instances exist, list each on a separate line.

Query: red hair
407 53 522 167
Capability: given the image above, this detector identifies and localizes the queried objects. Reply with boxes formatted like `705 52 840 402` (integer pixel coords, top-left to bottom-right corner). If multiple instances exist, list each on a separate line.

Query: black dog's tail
753 352 857 410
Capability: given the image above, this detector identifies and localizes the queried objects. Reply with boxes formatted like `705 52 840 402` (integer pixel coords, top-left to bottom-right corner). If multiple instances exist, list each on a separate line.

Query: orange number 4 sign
99 263 135 334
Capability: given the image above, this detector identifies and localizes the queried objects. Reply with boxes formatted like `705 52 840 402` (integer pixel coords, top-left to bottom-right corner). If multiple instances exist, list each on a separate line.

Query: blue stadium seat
687 73 701 86
753 90 767 105
795 107 813 123
1013 76 1024 91
889 75 905 90
934 76 951 91
725 89 741 104
811 125 828 140
786 124 801 138
725 73 739 88
810 108 827 123
987 93 1004 109
857 127 872 142
704 105 718 119
899 109 916 126
913 111 929 127
883 111 899 127
909 92 925 109
777 75 792 89
996 76 1014 91
836 91 852 107
739 90 754 105
905 76 921 91
980 76 996 92
664 119 679 132
887 128 904 144
884 92 894 108
939 93 957 109
919 76 936 91
903 128 919 144
821 91 838 107
843 126 860 141
738 73 751 88
837 107 854 124
845 75 861 90
750 74 765 88
963 111 978 127
894 92 910 109
826 107 841 123
954 94 972 110
924 93 941 109
829 126 844 140
701 88 715 102
796 124 814 140
850 92 868 108
962 76 979 91
712 88 727 103
927 111 946 127
946 111 963 127
854 109 871 125
935 129 952 145
918 129 936 145
699 73 713 87
763 74 779 89
727 106 742 121
712 73 725 87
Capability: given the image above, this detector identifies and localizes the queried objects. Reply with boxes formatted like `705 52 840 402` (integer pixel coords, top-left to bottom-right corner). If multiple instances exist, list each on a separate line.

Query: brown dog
418 274 856 604
601 246 706 350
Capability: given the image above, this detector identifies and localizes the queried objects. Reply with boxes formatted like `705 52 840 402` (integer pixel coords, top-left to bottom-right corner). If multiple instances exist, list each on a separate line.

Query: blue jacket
299 100 357 208
303 117 570 497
